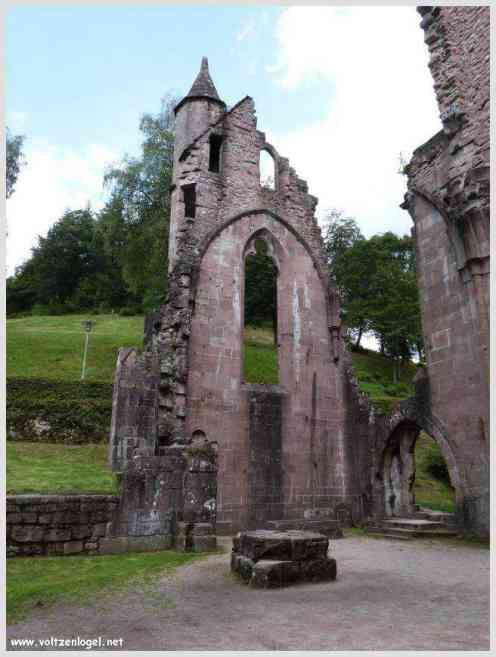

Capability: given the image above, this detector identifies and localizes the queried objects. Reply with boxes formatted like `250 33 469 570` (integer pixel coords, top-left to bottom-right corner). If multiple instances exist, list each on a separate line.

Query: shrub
7 379 113 444
424 448 451 484
119 306 142 317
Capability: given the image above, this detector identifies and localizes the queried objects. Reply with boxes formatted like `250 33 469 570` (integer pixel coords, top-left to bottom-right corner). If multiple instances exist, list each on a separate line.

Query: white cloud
6 141 118 275
236 19 256 42
247 59 257 77
265 7 441 237
7 111 29 132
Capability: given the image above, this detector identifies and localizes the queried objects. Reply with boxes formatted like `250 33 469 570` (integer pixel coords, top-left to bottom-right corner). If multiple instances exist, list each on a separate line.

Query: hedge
7 379 113 444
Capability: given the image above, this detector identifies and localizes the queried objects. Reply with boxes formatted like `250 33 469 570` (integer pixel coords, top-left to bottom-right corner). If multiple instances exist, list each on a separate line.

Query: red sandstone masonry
402 6 489 534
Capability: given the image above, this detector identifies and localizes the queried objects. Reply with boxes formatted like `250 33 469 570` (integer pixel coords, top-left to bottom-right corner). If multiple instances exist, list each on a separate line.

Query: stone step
266 519 343 538
367 532 414 541
367 525 458 539
415 510 456 525
382 518 446 530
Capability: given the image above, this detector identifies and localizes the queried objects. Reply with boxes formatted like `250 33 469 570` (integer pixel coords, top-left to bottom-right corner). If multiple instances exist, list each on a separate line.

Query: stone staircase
364 510 458 540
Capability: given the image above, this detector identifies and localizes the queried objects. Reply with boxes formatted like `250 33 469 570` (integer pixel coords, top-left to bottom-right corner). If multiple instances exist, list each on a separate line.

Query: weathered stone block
7 513 22 523
127 535 173 552
37 514 54 525
300 557 337 582
91 522 108 539
20 513 38 524
46 542 65 556
238 530 328 562
250 560 300 588
11 526 45 543
99 537 129 555
45 528 72 542
72 525 92 540
290 534 329 561
192 535 217 552
239 530 292 561
63 541 84 555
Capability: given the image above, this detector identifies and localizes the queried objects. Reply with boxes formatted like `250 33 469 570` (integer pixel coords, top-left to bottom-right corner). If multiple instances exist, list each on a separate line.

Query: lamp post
80 320 94 381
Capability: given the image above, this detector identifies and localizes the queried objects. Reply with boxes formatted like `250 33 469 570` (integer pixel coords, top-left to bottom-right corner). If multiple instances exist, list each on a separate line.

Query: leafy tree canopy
6 128 26 198
100 95 176 309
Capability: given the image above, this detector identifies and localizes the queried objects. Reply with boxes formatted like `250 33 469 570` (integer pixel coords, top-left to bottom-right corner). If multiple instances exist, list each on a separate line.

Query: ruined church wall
170 97 331 288
186 212 348 532
403 6 490 535
409 195 489 531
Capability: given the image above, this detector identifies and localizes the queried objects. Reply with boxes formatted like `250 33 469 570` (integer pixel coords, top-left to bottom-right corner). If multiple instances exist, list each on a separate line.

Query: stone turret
169 57 226 268
172 57 226 173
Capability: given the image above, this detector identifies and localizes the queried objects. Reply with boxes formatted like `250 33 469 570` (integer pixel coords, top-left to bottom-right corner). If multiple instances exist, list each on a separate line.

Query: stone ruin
401 6 490 534
231 530 337 588
107 5 489 553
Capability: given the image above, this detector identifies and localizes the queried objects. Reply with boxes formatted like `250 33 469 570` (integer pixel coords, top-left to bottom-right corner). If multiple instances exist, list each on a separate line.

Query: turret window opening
183 183 196 218
209 134 223 173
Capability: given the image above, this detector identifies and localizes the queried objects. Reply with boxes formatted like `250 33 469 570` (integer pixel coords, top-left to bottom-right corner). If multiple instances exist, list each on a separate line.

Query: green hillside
6 314 454 512
7 314 143 383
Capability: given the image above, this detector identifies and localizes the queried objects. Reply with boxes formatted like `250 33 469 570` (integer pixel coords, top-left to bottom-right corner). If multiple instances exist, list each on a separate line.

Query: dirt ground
7 535 490 651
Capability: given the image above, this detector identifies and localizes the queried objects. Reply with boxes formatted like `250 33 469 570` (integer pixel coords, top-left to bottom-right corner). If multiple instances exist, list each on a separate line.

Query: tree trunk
355 325 363 349
392 359 399 384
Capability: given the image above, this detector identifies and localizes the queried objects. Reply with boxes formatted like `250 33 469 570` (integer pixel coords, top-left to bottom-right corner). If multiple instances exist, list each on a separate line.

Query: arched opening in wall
413 431 455 514
382 421 455 517
259 149 276 190
243 237 279 384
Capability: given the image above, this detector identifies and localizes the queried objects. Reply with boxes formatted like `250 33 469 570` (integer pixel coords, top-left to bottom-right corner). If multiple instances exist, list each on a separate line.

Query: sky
6 5 441 276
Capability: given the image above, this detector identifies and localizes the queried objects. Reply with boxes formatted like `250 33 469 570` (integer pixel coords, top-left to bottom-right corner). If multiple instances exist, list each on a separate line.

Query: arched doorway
413 431 455 514
382 419 456 517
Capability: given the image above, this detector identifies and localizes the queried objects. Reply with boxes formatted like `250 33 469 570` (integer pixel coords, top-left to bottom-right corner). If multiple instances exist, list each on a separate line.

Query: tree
28 208 102 308
322 209 364 283
322 209 366 347
323 214 423 372
100 95 176 310
6 128 26 198
363 233 422 380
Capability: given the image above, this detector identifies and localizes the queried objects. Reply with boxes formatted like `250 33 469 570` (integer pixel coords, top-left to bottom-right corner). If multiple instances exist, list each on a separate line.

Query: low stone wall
7 494 119 557
7 493 218 558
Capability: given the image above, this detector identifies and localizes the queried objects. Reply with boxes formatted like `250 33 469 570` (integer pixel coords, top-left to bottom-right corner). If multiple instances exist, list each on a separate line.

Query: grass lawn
350 348 417 413
243 343 279 385
7 550 206 624
7 314 144 383
414 432 455 513
6 442 117 495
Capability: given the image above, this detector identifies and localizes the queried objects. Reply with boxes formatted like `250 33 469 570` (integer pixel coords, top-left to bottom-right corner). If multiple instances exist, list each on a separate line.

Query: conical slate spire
186 56 222 101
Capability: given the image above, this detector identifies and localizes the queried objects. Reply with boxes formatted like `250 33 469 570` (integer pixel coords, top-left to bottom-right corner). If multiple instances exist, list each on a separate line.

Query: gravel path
7 535 490 651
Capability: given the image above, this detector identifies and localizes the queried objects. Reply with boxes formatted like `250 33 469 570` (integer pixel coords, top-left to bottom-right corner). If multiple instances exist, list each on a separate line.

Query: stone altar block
231 529 337 588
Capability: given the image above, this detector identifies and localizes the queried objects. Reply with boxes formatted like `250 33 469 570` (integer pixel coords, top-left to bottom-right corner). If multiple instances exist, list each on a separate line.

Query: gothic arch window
260 148 276 190
243 232 280 383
